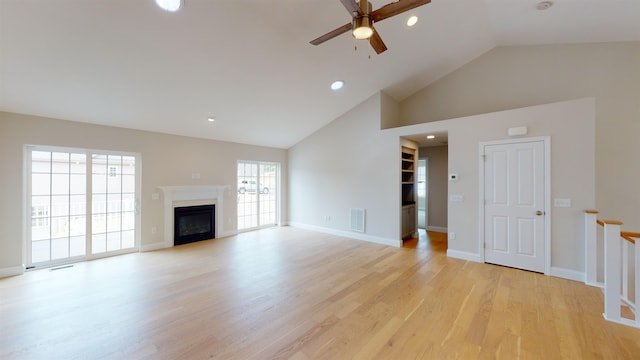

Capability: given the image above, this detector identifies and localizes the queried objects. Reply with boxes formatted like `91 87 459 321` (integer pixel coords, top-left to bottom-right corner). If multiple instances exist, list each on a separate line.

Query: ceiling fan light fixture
352 16 374 40
155 0 182 12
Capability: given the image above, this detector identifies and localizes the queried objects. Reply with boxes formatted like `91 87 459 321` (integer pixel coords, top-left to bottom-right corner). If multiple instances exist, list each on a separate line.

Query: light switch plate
450 194 464 202
554 198 571 207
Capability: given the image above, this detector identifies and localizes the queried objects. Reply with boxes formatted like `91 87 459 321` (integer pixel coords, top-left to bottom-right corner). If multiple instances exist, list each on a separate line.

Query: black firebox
174 204 215 246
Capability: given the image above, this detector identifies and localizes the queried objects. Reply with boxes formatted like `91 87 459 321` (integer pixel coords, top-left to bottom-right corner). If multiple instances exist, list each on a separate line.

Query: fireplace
174 204 215 246
157 185 228 249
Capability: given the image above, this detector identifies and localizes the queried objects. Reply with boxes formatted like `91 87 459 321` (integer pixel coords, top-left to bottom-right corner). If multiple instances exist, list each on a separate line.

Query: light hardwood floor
1 227 639 359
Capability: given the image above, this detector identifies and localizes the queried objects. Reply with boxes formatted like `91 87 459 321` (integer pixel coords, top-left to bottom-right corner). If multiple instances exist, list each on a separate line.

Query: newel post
584 210 599 286
603 220 623 322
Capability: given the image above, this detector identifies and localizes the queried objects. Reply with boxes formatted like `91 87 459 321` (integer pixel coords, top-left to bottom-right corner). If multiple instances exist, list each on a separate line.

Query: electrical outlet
151 226 157 234
191 173 201 179
449 232 456 240
324 215 331 222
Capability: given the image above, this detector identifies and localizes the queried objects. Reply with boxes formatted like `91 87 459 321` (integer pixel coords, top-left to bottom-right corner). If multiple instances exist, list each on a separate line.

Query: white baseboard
446 249 482 262
289 222 402 247
0 265 25 278
550 267 585 282
426 226 447 233
218 230 238 239
140 242 170 252
585 280 604 289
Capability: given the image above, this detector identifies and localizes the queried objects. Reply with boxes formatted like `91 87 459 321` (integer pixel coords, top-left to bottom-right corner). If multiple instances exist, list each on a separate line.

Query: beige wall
419 145 448 230
388 98 596 276
400 42 640 230
289 90 595 276
0 112 287 274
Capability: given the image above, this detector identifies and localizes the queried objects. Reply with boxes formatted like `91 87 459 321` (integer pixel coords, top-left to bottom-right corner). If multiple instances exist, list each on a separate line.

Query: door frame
478 136 551 275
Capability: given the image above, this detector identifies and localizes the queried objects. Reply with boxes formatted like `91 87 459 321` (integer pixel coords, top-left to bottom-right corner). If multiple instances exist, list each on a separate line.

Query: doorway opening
417 159 427 229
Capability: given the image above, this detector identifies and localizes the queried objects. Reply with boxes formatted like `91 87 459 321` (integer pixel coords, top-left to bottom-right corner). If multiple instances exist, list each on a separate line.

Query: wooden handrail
621 231 639 244
586 211 637 244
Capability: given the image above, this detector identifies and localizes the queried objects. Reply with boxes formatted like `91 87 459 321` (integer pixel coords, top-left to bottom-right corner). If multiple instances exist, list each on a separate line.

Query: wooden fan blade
371 0 431 23
369 28 388 54
309 23 352 45
340 0 363 16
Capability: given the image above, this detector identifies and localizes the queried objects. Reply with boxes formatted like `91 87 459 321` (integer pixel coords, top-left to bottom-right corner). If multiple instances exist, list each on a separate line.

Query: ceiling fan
310 0 431 54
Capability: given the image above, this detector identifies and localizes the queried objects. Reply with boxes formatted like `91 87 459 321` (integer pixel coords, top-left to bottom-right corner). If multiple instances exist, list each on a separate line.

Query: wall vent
349 208 365 233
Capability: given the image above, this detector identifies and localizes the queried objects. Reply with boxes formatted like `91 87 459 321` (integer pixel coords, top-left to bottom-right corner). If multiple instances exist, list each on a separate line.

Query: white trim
140 242 169 252
602 315 640 329
585 281 605 289
0 265 25 278
550 267 585 282
446 250 482 262
478 136 551 275
426 226 447 233
289 222 402 247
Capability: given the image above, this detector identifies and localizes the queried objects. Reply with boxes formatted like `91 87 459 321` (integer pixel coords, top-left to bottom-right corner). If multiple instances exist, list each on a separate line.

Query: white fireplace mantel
157 185 229 247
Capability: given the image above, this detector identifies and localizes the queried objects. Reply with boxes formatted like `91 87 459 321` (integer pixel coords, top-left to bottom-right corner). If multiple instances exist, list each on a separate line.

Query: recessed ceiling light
536 1 553 10
155 0 182 12
207 117 215 122
426 135 435 139
407 15 418 27
330 80 344 91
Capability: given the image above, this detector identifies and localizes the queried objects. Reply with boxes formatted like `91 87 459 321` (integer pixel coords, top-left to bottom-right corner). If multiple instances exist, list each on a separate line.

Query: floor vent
350 208 365 233
50 265 74 271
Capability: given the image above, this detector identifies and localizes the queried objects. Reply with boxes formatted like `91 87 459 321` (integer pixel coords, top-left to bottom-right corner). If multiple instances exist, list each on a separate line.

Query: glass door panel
92 154 136 254
29 150 86 264
237 161 279 231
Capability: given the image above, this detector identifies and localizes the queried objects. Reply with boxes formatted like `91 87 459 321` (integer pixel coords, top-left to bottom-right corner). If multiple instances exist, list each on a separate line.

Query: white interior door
483 139 546 273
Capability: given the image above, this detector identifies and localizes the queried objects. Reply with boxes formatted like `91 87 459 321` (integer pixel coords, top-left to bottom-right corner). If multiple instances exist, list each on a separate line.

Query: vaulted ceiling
1 0 639 148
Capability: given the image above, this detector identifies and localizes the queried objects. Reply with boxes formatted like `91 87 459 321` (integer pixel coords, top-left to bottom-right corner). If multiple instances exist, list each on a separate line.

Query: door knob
536 210 545 216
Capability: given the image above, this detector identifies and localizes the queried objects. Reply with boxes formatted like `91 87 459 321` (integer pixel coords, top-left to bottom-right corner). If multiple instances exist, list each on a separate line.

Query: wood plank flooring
1 227 639 359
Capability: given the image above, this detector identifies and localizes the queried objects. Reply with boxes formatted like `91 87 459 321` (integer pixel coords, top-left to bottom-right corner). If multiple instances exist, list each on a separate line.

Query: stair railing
584 210 639 328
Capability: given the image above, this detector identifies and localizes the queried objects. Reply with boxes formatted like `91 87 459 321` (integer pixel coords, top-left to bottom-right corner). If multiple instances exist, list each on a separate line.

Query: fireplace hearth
174 204 215 246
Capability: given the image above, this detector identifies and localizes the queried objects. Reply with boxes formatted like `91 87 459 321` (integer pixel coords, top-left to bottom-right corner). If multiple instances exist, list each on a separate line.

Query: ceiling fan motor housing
352 0 374 39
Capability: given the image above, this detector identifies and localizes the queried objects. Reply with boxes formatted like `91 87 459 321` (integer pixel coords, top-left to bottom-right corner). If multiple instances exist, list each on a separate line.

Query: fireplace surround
157 185 228 248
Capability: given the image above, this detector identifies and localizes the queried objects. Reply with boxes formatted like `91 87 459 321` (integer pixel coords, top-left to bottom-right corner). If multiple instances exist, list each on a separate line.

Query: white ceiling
1 0 639 149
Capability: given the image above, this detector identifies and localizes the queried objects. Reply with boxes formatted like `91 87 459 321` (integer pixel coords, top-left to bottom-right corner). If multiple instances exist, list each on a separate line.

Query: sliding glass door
27 147 140 268
237 161 279 231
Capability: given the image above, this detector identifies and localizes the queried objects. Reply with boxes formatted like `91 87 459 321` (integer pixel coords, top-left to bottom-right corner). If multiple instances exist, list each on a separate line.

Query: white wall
0 112 287 276
400 42 640 231
288 94 402 246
